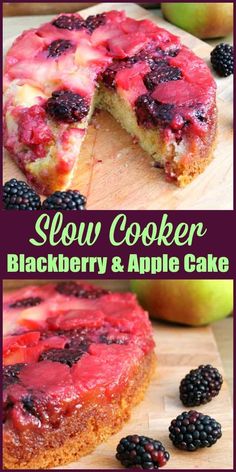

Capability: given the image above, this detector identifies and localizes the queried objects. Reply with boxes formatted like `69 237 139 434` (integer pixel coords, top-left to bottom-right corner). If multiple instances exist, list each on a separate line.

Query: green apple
161 3 233 39
130 279 233 326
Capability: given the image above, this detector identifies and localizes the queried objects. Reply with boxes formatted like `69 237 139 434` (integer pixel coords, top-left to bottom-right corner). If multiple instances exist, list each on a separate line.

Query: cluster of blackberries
116 364 223 469
3 179 86 210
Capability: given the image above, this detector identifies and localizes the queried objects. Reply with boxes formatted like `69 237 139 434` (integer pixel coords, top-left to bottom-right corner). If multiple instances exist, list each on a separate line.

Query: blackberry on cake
179 364 223 407
3 10 217 193
47 39 73 58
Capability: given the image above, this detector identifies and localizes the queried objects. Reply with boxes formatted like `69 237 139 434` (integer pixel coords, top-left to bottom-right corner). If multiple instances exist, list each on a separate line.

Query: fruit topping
18 105 53 146
135 94 174 128
102 61 130 89
22 395 38 417
47 39 73 58
169 410 222 451
47 310 105 331
210 43 233 77
9 297 43 309
3 363 26 389
179 364 223 407
144 62 182 91
85 13 106 33
39 343 88 366
56 281 109 298
45 90 89 123
42 190 86 210
52 14 85 31
3 179 41 210
3 332 41 354
116 435 170 469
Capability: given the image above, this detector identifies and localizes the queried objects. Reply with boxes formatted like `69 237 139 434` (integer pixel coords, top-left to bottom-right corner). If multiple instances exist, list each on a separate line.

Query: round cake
3 10 217 194
3 282 156 469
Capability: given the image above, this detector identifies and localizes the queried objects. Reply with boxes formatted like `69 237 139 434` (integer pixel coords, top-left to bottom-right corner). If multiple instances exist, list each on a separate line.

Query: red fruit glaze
3 10 216 193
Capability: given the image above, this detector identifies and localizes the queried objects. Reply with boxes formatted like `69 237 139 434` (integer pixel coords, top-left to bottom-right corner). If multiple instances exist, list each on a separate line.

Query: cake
3 282 156 469
3 10 217 193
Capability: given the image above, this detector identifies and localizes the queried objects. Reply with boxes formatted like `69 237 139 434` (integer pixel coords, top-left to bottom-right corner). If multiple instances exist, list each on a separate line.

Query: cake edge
3 351 156 469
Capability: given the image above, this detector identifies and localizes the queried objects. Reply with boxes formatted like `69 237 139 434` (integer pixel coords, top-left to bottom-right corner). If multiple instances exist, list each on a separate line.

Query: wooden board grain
53 323 233 470
3 3 233 210
3 281 233 469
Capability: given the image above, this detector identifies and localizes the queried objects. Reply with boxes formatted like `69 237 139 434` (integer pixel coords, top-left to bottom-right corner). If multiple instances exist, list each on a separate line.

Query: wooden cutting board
3 3 233 210
3 281 233 469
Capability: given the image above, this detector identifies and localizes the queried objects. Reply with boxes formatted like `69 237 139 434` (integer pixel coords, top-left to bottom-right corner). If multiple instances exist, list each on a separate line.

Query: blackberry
47 39 73 58
179 364 223 407
85 13 106 33
144 63 182 91
135 94 173 128
169 410 222 451
42 190 86 210
56 281 109 299
135 94 159 128
45 90 89 123
116 435 170 469
9 297 43 309
210 43 233 77
102 57 137 89
39 347 87 367
52 14 85 31
3 363 26 389
102 61 128 89
3 179 41 210
99 335 127 345
22 395 38 417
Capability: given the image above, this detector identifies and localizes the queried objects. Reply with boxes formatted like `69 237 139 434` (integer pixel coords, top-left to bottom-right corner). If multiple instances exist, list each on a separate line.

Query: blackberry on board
3 179 41 210
169 410 222 451
210 43 233 77
116 435 170 469
179 364 223 407
42 190 86 210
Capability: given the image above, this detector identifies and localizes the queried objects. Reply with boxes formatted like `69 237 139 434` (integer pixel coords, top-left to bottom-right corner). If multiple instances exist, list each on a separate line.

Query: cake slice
3 282 156 469
3 11 217 193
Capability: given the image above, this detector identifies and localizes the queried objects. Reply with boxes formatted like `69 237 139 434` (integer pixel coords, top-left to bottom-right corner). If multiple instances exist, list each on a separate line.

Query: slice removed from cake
3 11 217 193
3 282 156 469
